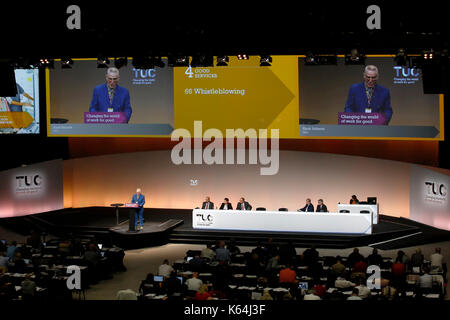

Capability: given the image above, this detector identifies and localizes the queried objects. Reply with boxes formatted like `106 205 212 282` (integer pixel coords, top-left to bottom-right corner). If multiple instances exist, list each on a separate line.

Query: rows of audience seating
0 232 126 301
134 240 447 301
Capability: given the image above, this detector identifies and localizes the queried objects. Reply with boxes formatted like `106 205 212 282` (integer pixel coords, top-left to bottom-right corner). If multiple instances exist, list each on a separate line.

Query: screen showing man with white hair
344 65 393 125
89 67 132 123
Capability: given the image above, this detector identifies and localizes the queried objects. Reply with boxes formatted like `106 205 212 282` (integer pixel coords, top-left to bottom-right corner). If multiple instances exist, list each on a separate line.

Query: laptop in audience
154 275 164 282
100 252 105 257
98 244 103 249
177 276 183 284
1 240 6 245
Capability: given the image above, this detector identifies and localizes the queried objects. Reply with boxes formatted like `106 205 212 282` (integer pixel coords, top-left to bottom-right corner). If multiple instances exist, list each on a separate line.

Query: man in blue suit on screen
89 67 132 123
131 188 145 230
344 65 393 125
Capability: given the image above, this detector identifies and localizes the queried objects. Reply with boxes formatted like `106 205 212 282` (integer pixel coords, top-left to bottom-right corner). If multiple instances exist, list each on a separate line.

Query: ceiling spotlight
216 56 229 66
38 58 54 69
114 57 128 69
394 48 407 66
305 52 316 65
191 54 213 68
168 55 190 67
423 50 434 60
260 55 272 66
61 57 74 69
237 54 249 60
345 49 365 65
97 56 110 68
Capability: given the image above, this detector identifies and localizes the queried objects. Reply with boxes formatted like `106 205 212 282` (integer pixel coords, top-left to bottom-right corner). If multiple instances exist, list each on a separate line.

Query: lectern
125 203 138 232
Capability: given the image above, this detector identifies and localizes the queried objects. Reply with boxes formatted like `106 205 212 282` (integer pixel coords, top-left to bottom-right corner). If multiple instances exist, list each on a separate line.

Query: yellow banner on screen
0 112 34 128
174 55 300 138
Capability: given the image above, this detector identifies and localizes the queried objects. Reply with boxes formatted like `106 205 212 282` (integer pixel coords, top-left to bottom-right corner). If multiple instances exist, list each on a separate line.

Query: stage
1 207 450 250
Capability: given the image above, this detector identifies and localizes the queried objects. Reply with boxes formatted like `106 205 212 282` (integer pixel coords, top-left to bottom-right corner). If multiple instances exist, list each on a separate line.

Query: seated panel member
201 196 214 210
236 197 252 211
350 195 360 204
344 65 393 125
298 198 314 212
131 188 146 230
219 198 233 210
316 199 328 212
89 67 132 123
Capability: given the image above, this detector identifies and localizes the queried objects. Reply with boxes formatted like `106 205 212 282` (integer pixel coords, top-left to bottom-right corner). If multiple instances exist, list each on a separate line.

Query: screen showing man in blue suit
131 188 145 230
344 65 393 125
90 67 132 123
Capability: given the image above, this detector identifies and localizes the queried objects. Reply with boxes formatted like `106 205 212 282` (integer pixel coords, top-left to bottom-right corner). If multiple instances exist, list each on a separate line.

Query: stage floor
1 207 450 250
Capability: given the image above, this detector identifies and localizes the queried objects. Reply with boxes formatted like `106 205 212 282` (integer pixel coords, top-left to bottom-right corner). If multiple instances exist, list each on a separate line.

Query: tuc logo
132 68 157 85
424 181 447 204
425 182 447 197
15 175 43 194
393 66 420 85
196 213 213 226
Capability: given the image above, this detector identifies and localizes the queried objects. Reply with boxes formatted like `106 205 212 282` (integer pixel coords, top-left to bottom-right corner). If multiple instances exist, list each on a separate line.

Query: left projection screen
0 159 63 218
0 69 40 134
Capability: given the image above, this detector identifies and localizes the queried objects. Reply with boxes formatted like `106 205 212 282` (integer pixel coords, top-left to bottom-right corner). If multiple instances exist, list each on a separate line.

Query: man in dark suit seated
236 197 252 211
298 198 314 212
316 199 328 212
219 198 233 210
201 196 214 209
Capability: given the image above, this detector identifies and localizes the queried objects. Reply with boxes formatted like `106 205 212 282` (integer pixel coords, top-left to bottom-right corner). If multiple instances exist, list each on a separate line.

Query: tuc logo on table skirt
196 213 214 226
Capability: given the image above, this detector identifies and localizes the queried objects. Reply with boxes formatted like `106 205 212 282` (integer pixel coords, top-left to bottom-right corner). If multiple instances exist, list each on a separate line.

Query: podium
125 203 138 232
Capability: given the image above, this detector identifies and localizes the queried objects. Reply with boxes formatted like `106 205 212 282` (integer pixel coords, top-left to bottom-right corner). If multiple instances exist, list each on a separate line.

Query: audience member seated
355 278 371 299
335 278 355 289
410 248 424 269
264 238 279 258
430 247 444 272
381 284 397 301
189 255 206 272
186 272 203 292
353 259 368 274
12 252 26 274
26 230 42 249
6 241 17 261
279 265 297 284
312 282 326 298
308 260 324 282
417 266 433 290
163 271 183 296
303 288 321 300
21 274 37 300
367 248 383 266
265 255 280 274
251 242 268 264
278 241 296 266
331 256 346 277
139 273 155 294
194 284 212 300
260 290 274 300
116 289 138 300
347 288 363 300
84 243 102 267
215 241 231 263
302 245 319 266
158 259 174 278
201 244 216 261
247 253 264 276
226 239 241 255
391 259 406 288
347 248 364 269
0 252 8 273
395 250 409 268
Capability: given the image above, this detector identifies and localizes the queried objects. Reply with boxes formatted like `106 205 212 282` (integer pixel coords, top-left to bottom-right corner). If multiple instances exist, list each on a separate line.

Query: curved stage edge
1 207 450 250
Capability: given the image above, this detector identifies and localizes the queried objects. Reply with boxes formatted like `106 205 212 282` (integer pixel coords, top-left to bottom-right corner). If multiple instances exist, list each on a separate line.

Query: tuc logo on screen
424 181 447 204
195 213 213 227
132 68 157 85
15 175 43 195
393 66 420 85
